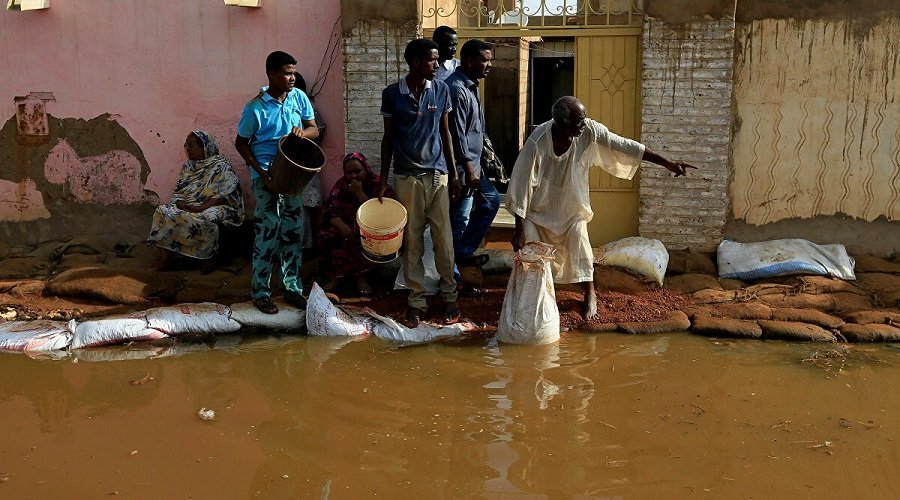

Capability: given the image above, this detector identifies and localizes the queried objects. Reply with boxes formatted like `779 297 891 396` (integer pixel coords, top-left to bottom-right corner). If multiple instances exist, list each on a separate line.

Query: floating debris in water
197 408 215 421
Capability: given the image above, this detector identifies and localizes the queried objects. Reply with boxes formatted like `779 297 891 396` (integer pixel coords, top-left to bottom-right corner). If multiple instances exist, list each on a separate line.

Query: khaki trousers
395 171 458 310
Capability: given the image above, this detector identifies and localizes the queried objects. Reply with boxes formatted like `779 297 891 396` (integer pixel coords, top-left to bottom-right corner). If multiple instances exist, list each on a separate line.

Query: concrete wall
341 0 419 166
639 17 736 251
0 0 344 245
727 3 900 256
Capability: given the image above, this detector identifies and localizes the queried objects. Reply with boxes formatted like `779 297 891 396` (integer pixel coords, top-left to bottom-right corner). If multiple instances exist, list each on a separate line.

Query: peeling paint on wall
0 178 50 222
44 139 149 205
0 114 157 244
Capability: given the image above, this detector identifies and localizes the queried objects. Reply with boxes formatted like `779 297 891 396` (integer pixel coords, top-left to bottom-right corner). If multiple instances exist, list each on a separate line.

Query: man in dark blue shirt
378 38 462 327
445 40 501 292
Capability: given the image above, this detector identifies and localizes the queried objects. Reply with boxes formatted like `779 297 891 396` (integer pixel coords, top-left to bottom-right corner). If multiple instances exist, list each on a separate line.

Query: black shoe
283 292 307 309
253 296 278 315
443 302 461 324
402 307 426 328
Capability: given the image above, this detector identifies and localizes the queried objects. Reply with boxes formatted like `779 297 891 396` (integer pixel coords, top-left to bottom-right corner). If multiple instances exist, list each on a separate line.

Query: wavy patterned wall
732 18 900 225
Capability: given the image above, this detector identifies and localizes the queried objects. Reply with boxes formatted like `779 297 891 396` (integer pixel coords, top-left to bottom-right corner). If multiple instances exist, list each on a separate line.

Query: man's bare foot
582 281 599 321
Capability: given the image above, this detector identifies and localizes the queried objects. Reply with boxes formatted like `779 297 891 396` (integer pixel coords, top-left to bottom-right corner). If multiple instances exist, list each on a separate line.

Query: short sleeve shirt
381 77 452 176
237 87 315 178
444 68 485 176
435 58 460 81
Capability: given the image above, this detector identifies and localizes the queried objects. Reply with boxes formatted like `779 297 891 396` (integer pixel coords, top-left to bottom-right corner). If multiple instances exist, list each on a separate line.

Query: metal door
575 34 642 246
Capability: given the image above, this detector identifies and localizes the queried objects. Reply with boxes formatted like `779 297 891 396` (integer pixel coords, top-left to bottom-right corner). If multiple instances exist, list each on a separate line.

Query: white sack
306 283 372 336
230 300 306 331
718 239 856 281
144 302 240 336
395 226 440 295
367 309 472 344
72 313 165 349
595 237 669 285
0 319 74 352
497 242 560 345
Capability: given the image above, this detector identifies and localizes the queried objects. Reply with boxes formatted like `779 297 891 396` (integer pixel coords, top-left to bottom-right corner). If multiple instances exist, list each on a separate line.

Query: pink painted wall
0 0 345 215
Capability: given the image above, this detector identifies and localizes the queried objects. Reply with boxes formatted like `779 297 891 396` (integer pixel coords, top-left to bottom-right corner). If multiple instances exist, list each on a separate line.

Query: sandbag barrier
0 285 490 356
3 303 898 356
2 286 899 357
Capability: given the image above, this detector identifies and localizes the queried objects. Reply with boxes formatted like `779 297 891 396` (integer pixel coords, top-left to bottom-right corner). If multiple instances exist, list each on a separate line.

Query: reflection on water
1 333 899 497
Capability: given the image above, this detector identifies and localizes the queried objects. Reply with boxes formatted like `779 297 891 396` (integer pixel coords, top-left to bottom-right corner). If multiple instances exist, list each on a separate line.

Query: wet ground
2 331 899 498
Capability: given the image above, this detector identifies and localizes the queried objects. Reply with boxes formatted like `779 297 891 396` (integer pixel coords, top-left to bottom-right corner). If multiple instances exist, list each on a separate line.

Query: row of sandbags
595 237 858 284
0 285 482 355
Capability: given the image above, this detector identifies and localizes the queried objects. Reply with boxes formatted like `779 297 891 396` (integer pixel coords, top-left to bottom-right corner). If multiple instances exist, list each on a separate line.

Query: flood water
2 332 899 498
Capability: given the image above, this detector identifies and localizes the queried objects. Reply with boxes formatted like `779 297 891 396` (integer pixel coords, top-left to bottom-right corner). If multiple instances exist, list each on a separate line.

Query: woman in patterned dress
148 131 244 271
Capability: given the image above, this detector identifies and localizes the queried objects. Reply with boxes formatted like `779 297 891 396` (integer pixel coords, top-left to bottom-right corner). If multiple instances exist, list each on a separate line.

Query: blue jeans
450 174 501 262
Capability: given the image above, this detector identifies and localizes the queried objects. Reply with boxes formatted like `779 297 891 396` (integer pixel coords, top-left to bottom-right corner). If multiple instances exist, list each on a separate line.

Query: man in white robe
507 96 696 320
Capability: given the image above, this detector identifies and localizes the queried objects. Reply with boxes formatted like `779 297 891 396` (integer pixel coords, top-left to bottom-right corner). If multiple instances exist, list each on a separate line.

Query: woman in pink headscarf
317 152 394 295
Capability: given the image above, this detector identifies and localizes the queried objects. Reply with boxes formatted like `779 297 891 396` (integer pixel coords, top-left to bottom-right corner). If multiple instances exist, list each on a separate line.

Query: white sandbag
230 300 306 331
718 239 856 281
595 237 669 285
144 302 240 336
497 242 560 345
395 226 440 295
367 309 472 343
0 319 74 352
306 283 372 336
72 313 165 349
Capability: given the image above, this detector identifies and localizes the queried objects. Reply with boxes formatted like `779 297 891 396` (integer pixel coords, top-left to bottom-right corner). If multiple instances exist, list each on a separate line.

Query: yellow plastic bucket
356 198 407 263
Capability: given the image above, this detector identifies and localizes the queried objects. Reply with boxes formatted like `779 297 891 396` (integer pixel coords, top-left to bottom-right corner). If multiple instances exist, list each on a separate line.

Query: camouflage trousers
251 178 304 300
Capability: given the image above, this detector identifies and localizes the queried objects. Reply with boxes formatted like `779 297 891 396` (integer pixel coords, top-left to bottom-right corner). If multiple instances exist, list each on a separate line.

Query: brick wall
639 18 736 251
343 19 418 165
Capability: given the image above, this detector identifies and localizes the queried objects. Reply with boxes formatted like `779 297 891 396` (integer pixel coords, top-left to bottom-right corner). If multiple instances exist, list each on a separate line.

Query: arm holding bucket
290 118 319 142
377 116 394 202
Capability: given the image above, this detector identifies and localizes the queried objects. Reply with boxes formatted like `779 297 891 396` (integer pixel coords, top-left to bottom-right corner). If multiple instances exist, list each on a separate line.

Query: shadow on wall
0 114 158 245
726 215 900 258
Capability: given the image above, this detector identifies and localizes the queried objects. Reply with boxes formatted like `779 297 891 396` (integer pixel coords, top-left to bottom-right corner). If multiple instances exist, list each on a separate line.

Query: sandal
443 302 461 324
402 307 426 328
253 296 279 315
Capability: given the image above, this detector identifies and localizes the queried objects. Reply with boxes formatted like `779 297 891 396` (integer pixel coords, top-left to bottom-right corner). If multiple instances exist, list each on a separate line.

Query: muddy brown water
2 332 899 498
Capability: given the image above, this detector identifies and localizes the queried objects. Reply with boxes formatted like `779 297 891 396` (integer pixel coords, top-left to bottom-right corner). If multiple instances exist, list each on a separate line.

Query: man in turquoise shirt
235 50 318 314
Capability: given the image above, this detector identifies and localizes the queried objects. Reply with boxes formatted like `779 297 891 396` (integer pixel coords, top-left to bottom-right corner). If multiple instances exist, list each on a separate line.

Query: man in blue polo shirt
445 39 501 296
235 50 318 314
378 38 462 327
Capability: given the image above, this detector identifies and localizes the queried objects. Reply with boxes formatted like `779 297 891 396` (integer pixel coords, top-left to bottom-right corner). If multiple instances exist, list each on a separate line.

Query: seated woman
148 130 244 271
317 152 395 295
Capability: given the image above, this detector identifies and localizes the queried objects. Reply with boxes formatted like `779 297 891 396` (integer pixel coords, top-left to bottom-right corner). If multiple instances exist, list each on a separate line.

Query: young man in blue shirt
445 39 501 296
378 38 462 327
235 50 319 314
